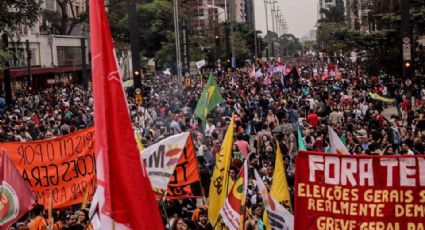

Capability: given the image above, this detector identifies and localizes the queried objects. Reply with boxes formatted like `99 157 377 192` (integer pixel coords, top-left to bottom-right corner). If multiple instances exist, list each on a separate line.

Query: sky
254 0 318 39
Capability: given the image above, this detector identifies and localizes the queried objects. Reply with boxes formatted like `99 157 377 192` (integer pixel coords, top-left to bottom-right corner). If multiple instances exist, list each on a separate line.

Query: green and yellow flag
264 142 292 229
208 115 235 226
194 73 225 122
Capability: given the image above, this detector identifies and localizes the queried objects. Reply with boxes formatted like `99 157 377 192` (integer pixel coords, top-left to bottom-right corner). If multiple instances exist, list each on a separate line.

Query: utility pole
252 0 257 59
2 34 12 104
173 0 183 88
264 0 269 60
229 0 235 69
128 0 142 90
276 7 281 37
81 38 88 89
25 40 33 90
268 0 277 58
401 0 411 79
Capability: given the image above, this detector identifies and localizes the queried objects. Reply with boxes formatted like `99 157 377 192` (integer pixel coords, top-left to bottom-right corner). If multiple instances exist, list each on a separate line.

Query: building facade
1 0 90 93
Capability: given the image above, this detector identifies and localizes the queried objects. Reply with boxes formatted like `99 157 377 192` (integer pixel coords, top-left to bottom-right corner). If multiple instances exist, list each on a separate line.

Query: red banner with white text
295 151 425 230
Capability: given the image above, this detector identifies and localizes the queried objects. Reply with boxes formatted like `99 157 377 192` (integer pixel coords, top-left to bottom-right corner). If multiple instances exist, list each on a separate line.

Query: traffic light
133 69 140 77
28 50 32 60
404 61 411 68
214 35 220 45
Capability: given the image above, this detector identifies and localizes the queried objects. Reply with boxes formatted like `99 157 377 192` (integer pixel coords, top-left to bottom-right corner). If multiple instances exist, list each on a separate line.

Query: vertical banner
2 128 96 208
181 20 190 75
295 151 425 230
165 135 202 199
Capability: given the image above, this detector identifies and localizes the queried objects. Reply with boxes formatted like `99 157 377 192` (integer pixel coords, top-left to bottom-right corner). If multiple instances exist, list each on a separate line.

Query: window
57 47 82 66
46 0 55 9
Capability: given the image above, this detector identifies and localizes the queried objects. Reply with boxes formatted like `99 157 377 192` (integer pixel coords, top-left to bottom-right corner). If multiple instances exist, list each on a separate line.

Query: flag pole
160 190 170 224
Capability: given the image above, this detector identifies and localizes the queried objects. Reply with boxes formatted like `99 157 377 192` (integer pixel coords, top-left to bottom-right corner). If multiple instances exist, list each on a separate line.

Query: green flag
194 73 224 121
297 127 307 151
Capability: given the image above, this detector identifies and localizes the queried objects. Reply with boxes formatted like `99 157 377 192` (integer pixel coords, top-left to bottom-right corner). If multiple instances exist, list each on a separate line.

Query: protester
3 55 425 229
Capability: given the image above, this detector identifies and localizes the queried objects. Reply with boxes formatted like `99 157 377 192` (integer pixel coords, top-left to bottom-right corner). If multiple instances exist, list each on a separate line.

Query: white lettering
359 159 374 186
400 158 416 186
380 158 398 186
341 158 357 186
325 156 340 185
309 155 324 182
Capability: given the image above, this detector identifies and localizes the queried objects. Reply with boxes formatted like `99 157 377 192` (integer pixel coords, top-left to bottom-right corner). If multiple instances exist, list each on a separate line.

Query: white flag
196 60 206 69
254 170 294 230
328 127 350 154
141 132 190 189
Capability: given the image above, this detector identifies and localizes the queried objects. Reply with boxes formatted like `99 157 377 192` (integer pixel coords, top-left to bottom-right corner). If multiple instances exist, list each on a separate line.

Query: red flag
0 150 34 230
89 0 163 229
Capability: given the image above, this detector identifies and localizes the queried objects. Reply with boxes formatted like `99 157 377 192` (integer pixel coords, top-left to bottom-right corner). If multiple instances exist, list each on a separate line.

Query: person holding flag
219 159 248 230
194 73 225 124
263 142 292 229
208 115 235 226
254 170 294 230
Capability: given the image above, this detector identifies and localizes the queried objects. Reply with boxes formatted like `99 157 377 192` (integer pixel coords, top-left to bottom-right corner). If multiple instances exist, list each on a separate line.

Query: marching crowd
1 56 425 229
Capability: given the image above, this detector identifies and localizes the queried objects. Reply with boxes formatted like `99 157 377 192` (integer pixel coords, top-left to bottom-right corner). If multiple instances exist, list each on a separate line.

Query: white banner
141 132 190 190
196 60 206 69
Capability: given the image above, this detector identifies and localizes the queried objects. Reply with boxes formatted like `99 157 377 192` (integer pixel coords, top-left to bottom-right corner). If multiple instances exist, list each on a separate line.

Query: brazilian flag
194 73 225 122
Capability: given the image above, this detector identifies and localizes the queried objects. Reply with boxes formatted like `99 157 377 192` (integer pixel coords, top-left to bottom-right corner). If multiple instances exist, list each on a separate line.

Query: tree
0 0 41 33
0 0 41 68
278 33 302 56
43 0 88 35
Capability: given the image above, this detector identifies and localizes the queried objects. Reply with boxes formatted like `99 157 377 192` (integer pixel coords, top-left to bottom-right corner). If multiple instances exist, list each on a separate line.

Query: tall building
1 0 89 92
345 0 374 33
318 0 345 19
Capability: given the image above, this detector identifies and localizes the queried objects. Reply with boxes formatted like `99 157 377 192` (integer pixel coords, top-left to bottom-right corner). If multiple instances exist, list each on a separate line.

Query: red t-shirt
307 113 319 128
402 99 410 111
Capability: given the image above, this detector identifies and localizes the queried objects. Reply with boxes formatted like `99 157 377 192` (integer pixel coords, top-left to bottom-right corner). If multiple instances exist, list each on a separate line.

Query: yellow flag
208 115 235 226
264 142 292 229
135 131 145 152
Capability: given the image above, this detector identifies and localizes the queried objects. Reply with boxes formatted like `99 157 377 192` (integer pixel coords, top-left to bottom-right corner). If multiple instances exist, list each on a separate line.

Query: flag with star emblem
89 0 163 228
194 72 224 122
219 159 248 230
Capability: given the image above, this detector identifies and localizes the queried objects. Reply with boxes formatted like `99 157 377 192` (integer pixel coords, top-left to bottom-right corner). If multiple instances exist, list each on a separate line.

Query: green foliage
0 0 40 68
43 0 88 35
278 33 302 56
0 40 12 69
0 0 41 33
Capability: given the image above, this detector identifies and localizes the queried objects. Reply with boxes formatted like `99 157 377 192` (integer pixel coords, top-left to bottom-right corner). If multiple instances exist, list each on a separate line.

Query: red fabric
307 113 319 128
295 151 425 229
234 140 250 158
0 150 35 230
402 99 410 111
89 0 163 229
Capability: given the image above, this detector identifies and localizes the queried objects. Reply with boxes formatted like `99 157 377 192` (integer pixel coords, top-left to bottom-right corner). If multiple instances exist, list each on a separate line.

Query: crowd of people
1 55 425 229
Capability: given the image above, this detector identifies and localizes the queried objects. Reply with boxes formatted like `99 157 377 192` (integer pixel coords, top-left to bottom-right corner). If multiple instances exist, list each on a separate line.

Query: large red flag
0 150 34 230
89 0 163 229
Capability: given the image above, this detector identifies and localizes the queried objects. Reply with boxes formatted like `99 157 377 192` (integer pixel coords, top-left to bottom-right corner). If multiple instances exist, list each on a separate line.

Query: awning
0 65 89 78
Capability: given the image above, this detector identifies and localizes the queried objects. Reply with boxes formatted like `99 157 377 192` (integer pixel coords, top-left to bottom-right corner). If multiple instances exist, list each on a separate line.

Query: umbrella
272 123 296 133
